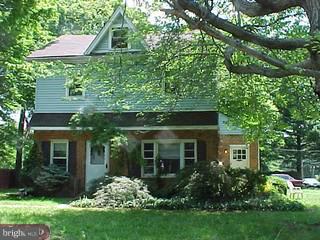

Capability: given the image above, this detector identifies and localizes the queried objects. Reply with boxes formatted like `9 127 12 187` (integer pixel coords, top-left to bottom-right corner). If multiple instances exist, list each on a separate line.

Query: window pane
184 150 194 158
53 143 67 158
91 145 105 165
52 158 67 171
144 151 154 158
159 143 180 174
159 159 180 174
111 28 128 48
143 159 154 174
159 143 180 159
184 143 194 150
68 82 83 96
143 143 155 175
144 143 154 151
232 147 247 162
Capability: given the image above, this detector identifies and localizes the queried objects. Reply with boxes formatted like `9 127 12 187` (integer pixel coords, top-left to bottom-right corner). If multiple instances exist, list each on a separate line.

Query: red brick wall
34 131 90 194
218 135 259 170
33 130 260 195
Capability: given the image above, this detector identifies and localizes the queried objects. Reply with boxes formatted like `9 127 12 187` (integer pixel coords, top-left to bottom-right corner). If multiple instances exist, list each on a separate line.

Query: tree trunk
303 0 320 33
296 127 303 179
303 0 320 96
15 108 26 184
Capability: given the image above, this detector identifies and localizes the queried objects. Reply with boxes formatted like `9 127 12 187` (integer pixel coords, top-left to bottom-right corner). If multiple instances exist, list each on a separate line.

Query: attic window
68 83 84 97
111 27 129 49
163 81 180 96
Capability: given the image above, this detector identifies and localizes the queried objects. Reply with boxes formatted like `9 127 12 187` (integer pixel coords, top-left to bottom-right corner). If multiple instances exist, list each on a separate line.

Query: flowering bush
93 176 154 208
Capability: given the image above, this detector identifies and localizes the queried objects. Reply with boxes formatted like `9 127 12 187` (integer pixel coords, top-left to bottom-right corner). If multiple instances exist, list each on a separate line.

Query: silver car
303 178 320 188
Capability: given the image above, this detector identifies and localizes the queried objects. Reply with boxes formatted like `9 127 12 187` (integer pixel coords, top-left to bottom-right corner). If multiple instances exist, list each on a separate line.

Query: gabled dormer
84 6 145 55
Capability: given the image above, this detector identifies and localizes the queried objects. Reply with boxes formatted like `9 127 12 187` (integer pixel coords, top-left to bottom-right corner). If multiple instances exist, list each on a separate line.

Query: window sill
141 174 177 179
64 96 86 101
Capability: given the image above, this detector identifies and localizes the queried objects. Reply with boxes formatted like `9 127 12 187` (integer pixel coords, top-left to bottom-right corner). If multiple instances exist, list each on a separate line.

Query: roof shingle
28 35 95 59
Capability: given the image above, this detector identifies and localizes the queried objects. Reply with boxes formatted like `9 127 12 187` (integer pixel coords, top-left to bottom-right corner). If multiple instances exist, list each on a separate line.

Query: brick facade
218 135 259 170
34 131 90 195
34 129 259 195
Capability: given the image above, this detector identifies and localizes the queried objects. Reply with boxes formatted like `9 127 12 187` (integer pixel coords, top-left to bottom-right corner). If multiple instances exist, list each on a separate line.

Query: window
67 83 84 97
231 146 248 162
141 140 197 177
111 27 129 49
184 142 196 167
90 145 105 165
163 81 180 95
51 140 68 171
158 143 180 175
142 143 155 175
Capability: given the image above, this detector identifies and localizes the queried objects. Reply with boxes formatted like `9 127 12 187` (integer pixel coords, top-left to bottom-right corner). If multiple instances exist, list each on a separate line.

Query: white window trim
141 139 197 178
50 140 69 172
109 24 131 50
230 144 250 168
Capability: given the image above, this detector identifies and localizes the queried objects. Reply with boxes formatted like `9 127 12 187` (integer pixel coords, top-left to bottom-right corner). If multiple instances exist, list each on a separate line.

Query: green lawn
0 189 319 240
0 189 71 206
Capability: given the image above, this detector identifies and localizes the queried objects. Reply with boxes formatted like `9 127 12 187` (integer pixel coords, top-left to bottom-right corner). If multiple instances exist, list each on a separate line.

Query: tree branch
165 0 308 50
231 0 303 17
165 8 312 71
224 47 320 78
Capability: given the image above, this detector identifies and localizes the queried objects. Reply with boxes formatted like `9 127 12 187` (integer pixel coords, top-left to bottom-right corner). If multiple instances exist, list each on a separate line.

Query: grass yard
0 189 70 206
0 189 319 240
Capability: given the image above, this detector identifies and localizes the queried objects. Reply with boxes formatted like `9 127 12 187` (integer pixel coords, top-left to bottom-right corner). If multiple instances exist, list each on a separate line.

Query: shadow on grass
0 189 71 206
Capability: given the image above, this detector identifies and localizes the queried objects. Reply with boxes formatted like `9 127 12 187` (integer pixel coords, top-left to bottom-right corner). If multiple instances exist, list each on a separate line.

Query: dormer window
111 27 129 49
67 82 84 97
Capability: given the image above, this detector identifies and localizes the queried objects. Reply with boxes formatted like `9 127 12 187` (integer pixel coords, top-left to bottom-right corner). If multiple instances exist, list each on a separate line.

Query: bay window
141 140 197 177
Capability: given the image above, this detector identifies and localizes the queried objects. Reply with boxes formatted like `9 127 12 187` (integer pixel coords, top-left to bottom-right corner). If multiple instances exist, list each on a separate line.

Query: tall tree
0 0 55 176
163 0 320 97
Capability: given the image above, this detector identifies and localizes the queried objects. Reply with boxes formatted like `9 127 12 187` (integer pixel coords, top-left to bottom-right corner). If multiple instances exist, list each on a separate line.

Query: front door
230 145 249 169
85 141 109 191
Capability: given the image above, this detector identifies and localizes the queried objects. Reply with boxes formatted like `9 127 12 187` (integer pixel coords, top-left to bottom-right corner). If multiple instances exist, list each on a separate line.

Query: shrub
70 196 95 208
21 142 43 186
32 165 70 194
265 176 287 195
86 176 113 197
176 161 267 203
145 194 304 211
144 178 178 198
23 142 43 173
93 176 154 208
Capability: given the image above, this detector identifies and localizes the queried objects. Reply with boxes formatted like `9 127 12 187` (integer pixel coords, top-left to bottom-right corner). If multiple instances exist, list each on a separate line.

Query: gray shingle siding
34 76 216 113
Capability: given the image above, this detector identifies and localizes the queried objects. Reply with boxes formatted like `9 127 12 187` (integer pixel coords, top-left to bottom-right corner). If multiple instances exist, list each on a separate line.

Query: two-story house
28 7 260 196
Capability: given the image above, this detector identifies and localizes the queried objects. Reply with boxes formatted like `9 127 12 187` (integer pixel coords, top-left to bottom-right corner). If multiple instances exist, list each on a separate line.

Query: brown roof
28 31 200 59
28 35 95 59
